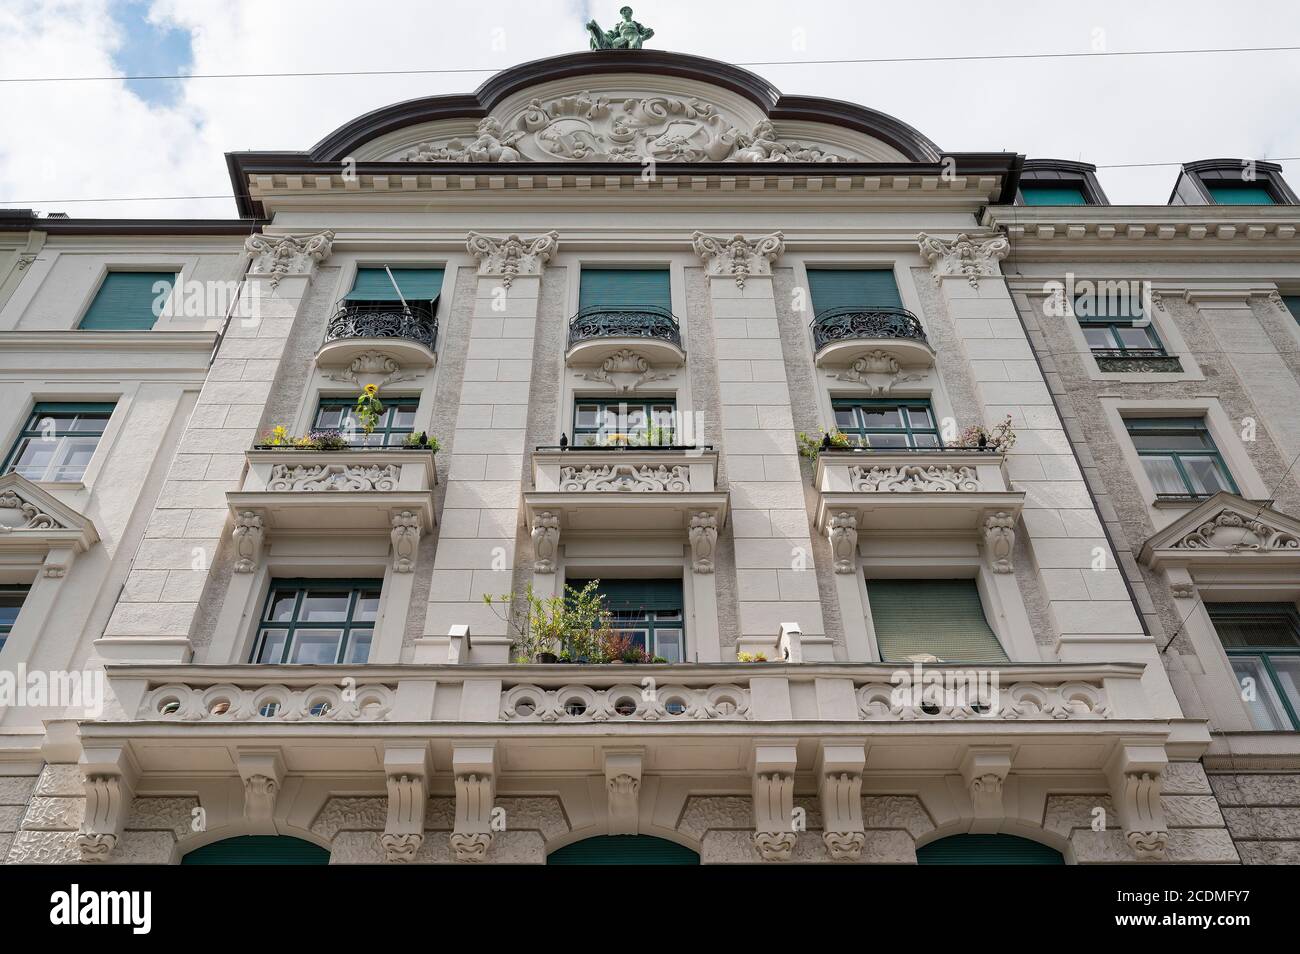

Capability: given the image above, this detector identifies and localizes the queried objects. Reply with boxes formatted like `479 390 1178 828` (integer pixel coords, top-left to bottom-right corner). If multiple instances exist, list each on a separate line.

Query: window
3 402 115 482
0 585 30 652
1124 417 1237 499
1207 185 1276 205
573 398 676 446
313 396 418 447
578 269 671 311
916 834 1063 865
1207 603 1300 731
79 272 176 331
1283 295 1300 323
569 578 685 663
1020 185 1087 206
807 269 903 314
832 399 941 448
250 580 381 664
868 579 1009 664
346 267 443 303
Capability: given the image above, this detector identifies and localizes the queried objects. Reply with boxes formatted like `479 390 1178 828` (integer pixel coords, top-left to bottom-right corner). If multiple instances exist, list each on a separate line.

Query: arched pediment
310 50 941 165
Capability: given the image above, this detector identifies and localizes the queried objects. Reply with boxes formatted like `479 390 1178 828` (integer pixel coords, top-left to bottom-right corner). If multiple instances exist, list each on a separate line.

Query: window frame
1123 416 1239 499
312 395 420 447
2 402 117 483
572 397 678 447
250 578 383 665
1208 603 1300 731
831 398 943 449
0 584 31 653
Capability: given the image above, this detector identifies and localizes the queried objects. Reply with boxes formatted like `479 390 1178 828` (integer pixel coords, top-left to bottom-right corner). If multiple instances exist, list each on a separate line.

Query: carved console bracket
244 230 335 288
381 745 430 863
828 511 859 574
692 231 785 288
531 511 560 573
752 741 799 861
76 746 138 864
390 510 422 573
982 510 1017 574
232 510 264 574
604 750 644 836
451 745 497 863
917 232 1009 288
466 231 559 287
688 511 718 573
237 749 285 828
1106 742 1169 861
960 746 1013 833
817 741 867 862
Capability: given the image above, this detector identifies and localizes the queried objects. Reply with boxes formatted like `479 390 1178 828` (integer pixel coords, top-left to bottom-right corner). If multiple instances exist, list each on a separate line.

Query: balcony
810 306 934 370
317 298 438 367
1091 349 1183 373
565 305 686 367
813 447 1024 535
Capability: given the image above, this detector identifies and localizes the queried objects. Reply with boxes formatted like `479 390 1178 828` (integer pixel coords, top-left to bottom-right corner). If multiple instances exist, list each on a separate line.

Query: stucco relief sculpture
466 230 559 286
689 511 719 573
560 462 690 492
531 511 560 573
267 462 401 492
850 464 980 493
917 232 1010 288
692 231 785 288
403 117 523 162
830 350 926 393
1172 510 1300 551
322 350 421 388
390 510 421 573
231 510 264 573
0 489 61 530
244 230 335 287
828 511 859 573
587 6 654 49
578 348 677 393
982 510 1017 573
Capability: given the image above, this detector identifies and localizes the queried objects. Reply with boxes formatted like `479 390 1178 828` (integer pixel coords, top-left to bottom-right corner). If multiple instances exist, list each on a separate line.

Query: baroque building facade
0 48 1294 865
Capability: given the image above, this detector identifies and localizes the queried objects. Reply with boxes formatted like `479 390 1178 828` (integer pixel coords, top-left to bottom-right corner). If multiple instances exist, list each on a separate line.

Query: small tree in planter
956 415 1017 453
796 429 851 461
486 579 615 663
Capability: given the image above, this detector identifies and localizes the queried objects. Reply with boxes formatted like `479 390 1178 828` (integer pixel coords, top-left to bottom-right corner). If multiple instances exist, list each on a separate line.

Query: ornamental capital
466 231 560 287
244 230 335 287
916 232 1009 287
692 231 784 288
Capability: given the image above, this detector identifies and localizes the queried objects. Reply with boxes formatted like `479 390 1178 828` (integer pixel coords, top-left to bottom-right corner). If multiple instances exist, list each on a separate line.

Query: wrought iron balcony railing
325 299 438 352
1091 349 1182 373
810 306 927 352
567 305 683 350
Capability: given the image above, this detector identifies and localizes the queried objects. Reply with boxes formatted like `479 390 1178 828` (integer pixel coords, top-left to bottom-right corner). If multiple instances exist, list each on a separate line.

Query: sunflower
363 384 379 396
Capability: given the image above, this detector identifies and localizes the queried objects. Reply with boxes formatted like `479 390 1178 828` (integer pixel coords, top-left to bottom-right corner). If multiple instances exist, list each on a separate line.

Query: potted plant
957 415 1017 453
796 429 851 461
354 384 385 436
401 431 441 453
485 579 613 663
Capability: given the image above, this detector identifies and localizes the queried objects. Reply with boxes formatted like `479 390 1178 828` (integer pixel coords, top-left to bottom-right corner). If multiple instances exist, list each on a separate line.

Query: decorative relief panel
1171 510 1300 551
267 463 401 492
500 683 750 722
856 679 1111 721
849 464 980 493
0 490 62 530
142 682 395 722
578 348 678 393
559 462 690 492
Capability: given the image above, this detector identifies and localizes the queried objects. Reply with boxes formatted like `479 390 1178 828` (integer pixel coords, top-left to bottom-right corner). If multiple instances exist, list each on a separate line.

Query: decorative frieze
244 230 335 287
466 231 559 286
143 682 395 722
266 462 401 492
530 511 560 573
917 232 1010 287
982 510 1017 573
688 511 719 574
850 463 980 493
828 511 858 574
231 510 263 573
500 682 750 722
692 231 785 288
559 463 690 492
857 678 1111 721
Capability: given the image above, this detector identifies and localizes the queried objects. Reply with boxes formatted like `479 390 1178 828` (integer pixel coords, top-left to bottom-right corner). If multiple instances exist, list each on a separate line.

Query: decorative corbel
76 745 138 863
817 742 866 861
982 510 1016 574
960 747 1013 832
692 231 785 288
390 510 422 573
531 511 560 573
237 749 285 826
752 741 799 861
688 511 718 574
604 750 643 836
828 511 859 574
232 510 264 574
1106 742 1169 861
381 745 430 863
450 745 497 863
244 230 335 288
916 232 1010 288
466 231 559 287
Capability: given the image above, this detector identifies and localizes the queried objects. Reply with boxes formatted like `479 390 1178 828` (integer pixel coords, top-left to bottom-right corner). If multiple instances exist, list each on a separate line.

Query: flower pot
534 652 558 664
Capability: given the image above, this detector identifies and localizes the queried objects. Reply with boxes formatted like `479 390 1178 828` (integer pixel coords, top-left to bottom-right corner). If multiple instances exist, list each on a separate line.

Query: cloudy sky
2 0 1299 218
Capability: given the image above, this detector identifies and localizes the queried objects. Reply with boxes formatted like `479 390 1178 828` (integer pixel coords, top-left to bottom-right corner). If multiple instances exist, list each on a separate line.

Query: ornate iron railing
1092 349 1182 373
567 305 683 350
325 299 438 351
810 306 927 351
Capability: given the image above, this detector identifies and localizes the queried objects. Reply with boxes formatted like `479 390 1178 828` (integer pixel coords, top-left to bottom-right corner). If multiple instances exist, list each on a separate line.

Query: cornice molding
0 331 219 352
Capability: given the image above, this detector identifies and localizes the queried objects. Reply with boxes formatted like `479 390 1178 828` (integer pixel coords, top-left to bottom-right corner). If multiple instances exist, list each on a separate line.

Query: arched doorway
547 835 699 865
916 833 1064 865
182 835 330 865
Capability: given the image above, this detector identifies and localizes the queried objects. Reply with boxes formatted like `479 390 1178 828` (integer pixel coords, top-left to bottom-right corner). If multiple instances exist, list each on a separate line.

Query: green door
548 835 699 865
182 835 329 865
916 834 1063 865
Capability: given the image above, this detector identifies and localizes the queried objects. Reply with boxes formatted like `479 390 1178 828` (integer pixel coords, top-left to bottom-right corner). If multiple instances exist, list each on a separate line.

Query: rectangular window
79 272 177 331
578 268 672 311
1124 417 1238 499
0 585 30 653
831 399 941 448
1020 185 1087 206
346 267 444 303
807 268 903 314
569 578 684 663
1283 295 1300 324
251 579 381 664
868 579 1009 664
1207 185 1276 205
313 396 419 447
3 402 116 482
1207 603 1300 730
573 398 676 447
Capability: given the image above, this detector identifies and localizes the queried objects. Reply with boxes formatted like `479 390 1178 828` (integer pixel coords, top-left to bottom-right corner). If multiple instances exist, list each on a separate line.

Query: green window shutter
548 835 699 865
868 579 1009 664
807 268 903 314
579 269 671 310
79 272 176 330
1207 185 1276 205
1283 296 1300 323
182 835 329 865
31 402 117 415
567 578 682 612
917 834 1063 865
347 267 444 301
1020 185 1087 206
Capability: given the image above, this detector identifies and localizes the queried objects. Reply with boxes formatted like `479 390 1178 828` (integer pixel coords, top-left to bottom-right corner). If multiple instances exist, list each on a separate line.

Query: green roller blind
917 834 1064 865
567 578 683 612
548 835 699 865
347 267 444 301
579 269 671 310
182 835 329 865
1020 185 1087 206
868 579 1009 664
79 271 176 330
807 268 903 314
1207 185 1275 205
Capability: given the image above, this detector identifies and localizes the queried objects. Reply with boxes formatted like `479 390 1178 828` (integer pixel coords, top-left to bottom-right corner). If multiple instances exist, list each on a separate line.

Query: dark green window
3 402 115 482
1207 603 1300 731
1207 185 1275 205
313 396 418 447
79 271 176 330
807 268 903 314
1124 418 1237 499
917 834 1064 865
832 399 941 449
579 269 671 310
251 579 381 664
573 398 676 446
1020 185 1087 206
1283 295 1300 324
183 835 329 865
548 835 699 865
868 579 1009 664
0 585 30 653
346 266 443 302
568 578 685 663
